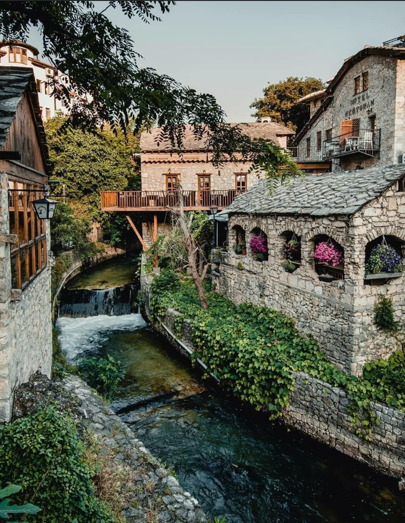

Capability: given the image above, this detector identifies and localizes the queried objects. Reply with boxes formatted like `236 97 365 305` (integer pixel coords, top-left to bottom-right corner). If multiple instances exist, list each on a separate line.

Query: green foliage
250 76 325 132
51 201 98 258
213 518 227 523
150 271 405 439
78 355 125 400
102 214 132 248
52 326 77 379
0 407 114 522
51 253 71 300
0 484 41 520
374 297 400 332
363 351 405 409
46 116 140 221
284 261 298 273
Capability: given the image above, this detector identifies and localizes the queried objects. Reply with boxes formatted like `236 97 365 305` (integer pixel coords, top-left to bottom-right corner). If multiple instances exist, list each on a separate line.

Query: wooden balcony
101 189 239 212
322 129 381 160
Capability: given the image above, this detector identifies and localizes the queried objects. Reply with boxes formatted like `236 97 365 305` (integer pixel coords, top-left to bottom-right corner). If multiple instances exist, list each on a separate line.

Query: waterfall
59 283 139 317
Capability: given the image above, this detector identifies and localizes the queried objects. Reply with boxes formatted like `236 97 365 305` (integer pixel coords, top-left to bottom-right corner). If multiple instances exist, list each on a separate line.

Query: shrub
0 407 114 522
374 297 400 332
78 355 125 400
249 233 267 255
366 244 403 275
314 241 343 266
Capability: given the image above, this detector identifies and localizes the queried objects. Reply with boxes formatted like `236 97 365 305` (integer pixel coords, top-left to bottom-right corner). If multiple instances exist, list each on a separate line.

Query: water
57 262 405 523
59 257 139 317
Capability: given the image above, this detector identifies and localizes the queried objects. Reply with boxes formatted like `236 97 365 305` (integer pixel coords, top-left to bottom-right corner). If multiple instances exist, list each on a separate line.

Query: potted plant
314 241 343 267
240 241 246 255
283 237 300 272
234 244 242 255
249 233 268 262
284 261 297 273
365 244 403 275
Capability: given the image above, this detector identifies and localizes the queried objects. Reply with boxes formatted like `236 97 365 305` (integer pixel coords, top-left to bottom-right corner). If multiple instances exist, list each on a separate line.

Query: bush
374 297 400 332
0 407 114 523
78 355 125 400
0 485 41 519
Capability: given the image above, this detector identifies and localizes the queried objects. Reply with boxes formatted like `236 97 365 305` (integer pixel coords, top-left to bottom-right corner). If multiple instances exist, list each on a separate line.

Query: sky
30 1 405 122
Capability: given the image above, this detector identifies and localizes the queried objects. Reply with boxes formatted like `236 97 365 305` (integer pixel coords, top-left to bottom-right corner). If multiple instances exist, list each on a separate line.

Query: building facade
0 67 52 421
101 120 295 247
294 37 405 172
0 41 69 122
212 164 405 376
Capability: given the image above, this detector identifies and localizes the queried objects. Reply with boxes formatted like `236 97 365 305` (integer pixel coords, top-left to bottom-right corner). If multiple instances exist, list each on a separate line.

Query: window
36 79 41 93
354 72 369 95
9 46 27 64
45 108 51 120
9 182 47 290
45 81 51 95
397 178 405 192
317 131 322 152
235 173 247 194
165 174 178 192
326 128 332 141
369 115 376 132
362 71 369 91
306 137 311 157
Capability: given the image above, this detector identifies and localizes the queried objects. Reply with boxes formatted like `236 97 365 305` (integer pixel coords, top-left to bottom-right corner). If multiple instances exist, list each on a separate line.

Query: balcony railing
322 129 380 160
100 189 239 211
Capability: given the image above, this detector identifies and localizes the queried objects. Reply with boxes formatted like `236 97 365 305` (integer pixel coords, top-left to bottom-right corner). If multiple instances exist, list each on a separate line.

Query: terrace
322 128 381 160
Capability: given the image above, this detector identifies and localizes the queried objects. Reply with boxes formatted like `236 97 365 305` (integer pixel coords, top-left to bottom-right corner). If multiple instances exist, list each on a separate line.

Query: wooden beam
153 214 158 242
126 216 148 251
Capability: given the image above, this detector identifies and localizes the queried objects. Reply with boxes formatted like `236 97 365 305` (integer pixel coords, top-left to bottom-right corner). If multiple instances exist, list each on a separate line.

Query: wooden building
0 67 52 422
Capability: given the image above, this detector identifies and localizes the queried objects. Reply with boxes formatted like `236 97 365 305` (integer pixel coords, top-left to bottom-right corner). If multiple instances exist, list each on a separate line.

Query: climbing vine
150 270 405 439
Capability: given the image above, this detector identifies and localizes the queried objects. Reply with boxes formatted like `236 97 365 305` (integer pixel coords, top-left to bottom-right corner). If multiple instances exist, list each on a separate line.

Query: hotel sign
345 92 374 118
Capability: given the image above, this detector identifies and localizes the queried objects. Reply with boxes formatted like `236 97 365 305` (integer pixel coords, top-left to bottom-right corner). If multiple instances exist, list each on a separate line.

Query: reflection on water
57 313 405 523
66 256 138 290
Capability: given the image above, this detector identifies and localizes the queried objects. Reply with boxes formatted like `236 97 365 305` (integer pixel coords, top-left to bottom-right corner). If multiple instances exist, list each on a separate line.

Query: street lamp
32 188 58 220
210 205 218 248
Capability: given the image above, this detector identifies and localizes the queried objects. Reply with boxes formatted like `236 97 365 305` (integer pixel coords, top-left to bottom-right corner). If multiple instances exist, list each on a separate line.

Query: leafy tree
45 116 140 220
250 76 325 133
0 1 302 184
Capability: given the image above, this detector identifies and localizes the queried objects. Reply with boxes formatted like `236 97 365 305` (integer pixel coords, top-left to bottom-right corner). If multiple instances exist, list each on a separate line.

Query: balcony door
340 119 359 145
198 174 211 206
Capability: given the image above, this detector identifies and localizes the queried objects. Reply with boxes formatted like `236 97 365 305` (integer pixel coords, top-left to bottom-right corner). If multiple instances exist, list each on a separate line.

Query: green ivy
374 297 400 332
149 270 405 439
0 407 114 522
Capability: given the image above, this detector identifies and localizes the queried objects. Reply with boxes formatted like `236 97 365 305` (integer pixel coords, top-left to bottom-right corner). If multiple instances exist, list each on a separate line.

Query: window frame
306 137 311 157
362 71 369 91
9 181 47 291
354 75 361 95
235 172 247 194
316 131 322 152
165 174 179 192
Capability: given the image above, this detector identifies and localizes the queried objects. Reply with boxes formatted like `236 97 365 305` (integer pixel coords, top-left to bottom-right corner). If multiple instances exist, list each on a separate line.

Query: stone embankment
141 272 405 481
13 373 208 523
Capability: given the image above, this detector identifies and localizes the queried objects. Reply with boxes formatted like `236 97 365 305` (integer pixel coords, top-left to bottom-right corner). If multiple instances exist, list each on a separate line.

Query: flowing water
57 258 405 523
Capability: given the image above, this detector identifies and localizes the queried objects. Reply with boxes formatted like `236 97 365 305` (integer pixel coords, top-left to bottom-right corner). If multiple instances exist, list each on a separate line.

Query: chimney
258 116 272 123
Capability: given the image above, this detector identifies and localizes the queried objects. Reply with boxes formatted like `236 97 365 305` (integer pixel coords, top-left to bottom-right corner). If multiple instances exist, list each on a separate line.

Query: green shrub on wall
374 297 400 332
0 407 114 523
150 269 405 439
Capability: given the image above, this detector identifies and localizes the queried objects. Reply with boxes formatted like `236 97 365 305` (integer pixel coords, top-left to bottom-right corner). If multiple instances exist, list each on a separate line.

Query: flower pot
242 249 246 255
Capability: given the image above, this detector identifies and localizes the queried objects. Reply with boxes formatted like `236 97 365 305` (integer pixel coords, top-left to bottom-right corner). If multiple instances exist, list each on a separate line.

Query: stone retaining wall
142 283 405 480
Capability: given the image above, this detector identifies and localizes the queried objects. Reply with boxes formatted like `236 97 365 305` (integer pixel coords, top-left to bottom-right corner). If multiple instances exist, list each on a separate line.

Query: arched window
281 231 301 273
365 235 404 282
232 225 246 255
313 235 344 282
249 228 268 262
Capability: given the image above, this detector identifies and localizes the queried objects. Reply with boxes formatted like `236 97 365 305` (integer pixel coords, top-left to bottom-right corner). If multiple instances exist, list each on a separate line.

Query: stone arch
364 234 405 279
303 226 346 247
279 230 302 273
363 226 405 246
231 224 246 255
249 226 268 262
310 233 345 282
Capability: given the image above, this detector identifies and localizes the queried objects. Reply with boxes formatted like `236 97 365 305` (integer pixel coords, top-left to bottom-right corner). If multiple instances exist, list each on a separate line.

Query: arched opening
313 235 344 282
232 225 246 255
365 235 404 282
249 227 268 262
281 231 301 273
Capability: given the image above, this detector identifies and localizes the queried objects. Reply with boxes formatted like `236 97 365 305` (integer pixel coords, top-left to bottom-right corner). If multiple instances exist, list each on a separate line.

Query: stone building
0 40 70 122
101 120 294 247
0 67 52 421
212 164 405 375
294 35 405 172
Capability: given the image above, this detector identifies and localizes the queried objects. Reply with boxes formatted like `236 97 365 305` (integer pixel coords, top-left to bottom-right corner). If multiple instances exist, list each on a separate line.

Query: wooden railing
101 189 239 211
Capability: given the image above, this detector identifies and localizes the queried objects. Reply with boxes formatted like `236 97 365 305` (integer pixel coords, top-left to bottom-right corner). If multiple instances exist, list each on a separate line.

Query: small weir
57 257 405 523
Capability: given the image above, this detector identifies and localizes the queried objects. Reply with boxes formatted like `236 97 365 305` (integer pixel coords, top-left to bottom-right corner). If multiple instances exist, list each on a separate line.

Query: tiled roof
141 122 295 152
0 67 48 169
222 164 405 217
0 68 34 148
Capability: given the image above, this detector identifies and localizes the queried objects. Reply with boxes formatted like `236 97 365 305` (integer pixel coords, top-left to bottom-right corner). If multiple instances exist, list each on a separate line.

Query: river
57 257 405 523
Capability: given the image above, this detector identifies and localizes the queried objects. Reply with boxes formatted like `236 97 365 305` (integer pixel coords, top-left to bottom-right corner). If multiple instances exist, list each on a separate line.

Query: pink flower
250 233 268 255
314 241 343 266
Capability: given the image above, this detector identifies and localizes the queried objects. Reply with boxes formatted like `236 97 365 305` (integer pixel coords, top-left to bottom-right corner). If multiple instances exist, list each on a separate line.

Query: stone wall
140 277 405 480
0 176 52 422
287 372 405 478
297 54 398 171
212 181 405 375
